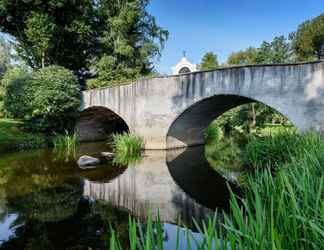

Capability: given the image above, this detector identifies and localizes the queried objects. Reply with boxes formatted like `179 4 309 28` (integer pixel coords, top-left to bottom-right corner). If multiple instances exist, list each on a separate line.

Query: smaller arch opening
76 106 129 142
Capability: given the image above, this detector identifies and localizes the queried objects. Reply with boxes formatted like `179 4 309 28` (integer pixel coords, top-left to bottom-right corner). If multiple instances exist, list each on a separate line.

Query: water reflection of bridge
83 147 239 226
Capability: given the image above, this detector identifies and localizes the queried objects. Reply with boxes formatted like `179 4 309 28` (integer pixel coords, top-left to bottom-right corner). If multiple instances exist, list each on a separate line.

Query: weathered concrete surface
81 61 324 149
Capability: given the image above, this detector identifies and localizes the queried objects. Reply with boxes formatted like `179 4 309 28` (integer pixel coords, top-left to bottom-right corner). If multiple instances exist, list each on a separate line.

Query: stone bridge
78 61 324 149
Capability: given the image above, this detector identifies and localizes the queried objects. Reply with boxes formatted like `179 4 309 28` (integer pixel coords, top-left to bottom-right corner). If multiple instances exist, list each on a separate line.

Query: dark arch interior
76 106 129 142
166 94 291 148
179 67 191 74
166 146 241 211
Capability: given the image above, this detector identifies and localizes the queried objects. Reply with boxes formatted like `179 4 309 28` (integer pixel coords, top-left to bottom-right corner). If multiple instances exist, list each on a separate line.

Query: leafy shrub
27 66 81 133
2 66 80 133
2 67 31 118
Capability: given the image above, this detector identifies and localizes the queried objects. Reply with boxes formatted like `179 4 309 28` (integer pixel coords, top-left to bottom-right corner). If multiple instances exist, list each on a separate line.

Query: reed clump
111 132 144 165
53 132 78 161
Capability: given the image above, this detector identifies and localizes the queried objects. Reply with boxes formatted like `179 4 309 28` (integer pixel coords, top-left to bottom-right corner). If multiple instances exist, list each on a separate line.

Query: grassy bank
108 131 324 249
0 118 47 153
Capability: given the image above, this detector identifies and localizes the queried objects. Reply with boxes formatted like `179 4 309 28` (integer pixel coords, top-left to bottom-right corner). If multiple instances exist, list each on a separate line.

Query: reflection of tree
0 148 132 248
0 190 131 249
10 184 82 223
205 130 247 183
84 200 130 248
0 188 8 223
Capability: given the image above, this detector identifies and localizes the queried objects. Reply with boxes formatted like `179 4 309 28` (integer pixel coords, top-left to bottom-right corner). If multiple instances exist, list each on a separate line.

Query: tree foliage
0 0 99 75
227 36 292 65
0 0 168 86
27 66 81 132
2 67 31 118
88 0 169 88
0 36 11 79
292 13 324 60
2 66 80 133
227 47 259 65
200 52 219 70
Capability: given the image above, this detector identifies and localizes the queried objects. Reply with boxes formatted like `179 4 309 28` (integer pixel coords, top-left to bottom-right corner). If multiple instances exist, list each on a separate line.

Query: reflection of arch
76 106 129 142
166 94 294 148
166 146 241 211
179 67 191 74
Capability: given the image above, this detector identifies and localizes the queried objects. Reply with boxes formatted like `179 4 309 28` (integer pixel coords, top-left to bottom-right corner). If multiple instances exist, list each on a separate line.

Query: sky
148 0 324 74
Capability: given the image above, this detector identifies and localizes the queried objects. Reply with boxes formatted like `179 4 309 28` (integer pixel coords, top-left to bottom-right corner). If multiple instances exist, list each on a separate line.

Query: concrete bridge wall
80 61 324 149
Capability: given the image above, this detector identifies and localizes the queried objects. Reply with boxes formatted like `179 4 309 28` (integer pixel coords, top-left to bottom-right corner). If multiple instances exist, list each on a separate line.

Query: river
0 142 244 249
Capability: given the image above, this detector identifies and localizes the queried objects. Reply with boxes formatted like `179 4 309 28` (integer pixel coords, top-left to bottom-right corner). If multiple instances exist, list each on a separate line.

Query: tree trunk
251 103 256 128
41 51 45 68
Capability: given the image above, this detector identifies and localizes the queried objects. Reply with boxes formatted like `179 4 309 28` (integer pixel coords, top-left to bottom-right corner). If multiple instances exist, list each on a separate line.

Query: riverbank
0 118 47 153
108 131 324 249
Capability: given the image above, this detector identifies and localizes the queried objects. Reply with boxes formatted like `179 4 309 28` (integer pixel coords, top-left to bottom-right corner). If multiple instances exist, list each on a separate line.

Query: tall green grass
53 132 78 161
108 132 324 249
244 129 319 169
111 132 144 165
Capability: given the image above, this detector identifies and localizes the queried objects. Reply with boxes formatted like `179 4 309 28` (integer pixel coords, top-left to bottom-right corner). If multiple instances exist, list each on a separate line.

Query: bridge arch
166 94 295 148
76 106 129 142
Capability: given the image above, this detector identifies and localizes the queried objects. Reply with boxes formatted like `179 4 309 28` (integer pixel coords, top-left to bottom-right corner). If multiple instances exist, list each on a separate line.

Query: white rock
77 155 100 167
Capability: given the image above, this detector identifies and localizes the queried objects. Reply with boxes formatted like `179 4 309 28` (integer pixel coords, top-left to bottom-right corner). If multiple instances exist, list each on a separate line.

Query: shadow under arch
166 94 295 148
166 146 241 211
76 106 129 142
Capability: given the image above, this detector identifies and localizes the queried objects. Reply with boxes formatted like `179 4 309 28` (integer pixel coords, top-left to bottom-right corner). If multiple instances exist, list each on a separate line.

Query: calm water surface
0 142 242 249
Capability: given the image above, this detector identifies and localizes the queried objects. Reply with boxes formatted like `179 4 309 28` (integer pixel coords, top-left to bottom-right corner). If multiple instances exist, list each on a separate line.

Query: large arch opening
166 94 296 183
166 94 295 149
76 106 129 142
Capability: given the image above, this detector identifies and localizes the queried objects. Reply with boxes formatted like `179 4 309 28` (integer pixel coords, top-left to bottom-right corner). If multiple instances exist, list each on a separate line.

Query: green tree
227 37 291 66
0 0 168 86
27 66 81 133
0 37 13 114
292 13 324 60
256 36 292 64
25 12 56 68
227 47 258 65
88 0 169 88
0 0 98 76
269 36 292 63
2 67 31 118
0 36 11 79
200 52 219 70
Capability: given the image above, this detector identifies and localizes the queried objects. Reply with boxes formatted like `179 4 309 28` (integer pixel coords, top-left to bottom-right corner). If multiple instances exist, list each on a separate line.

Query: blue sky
149 0 323 74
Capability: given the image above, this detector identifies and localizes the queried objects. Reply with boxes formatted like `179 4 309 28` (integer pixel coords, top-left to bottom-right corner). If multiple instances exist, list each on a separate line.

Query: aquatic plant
108 132 324 250
111 132 144 165
53 131 78 161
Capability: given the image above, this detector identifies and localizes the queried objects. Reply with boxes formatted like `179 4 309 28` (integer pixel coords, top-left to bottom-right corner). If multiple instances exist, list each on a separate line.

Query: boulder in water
77 155 100 168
